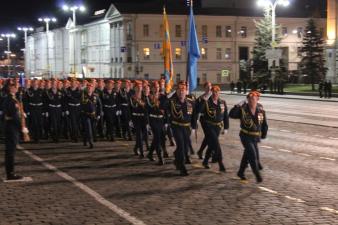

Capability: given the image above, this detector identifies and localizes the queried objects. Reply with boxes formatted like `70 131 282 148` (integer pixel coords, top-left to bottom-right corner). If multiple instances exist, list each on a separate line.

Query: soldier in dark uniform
2 83 25 180
198 85 229 172
81 83 102 148
114 80 123 138
142 82 151 151
95 79 105 139
26 79 44 143
130 80 149 158
46 79 63 143
42 80 51 139
159 78 175 147
102 80 118 141
146 81 166 165
318 80 323 98
230 81 235 93
167 81 197 176
229 91 268 183
59 80 70 139
119 80 133 141
65 78 82 142
196 81 212 160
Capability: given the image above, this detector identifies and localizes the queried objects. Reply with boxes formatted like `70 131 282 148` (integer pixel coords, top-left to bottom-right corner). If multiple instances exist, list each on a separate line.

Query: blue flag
187 5 200 93
19 73 25 87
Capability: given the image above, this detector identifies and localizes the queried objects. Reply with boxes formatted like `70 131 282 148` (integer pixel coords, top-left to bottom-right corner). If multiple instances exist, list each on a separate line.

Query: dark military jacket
229 103 268 140
168 94 197 129
199 97 229 130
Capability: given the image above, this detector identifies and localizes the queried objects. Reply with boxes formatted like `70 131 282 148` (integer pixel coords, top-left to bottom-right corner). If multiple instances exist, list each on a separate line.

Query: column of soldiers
1 78 268 182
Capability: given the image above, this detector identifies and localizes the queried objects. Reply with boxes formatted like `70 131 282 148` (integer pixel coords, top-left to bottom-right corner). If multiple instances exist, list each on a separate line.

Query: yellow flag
163 7 174 93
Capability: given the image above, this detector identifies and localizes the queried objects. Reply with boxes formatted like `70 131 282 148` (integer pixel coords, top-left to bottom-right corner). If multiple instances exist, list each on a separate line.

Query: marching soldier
26 79 44 143
114 80 123 138
65 78 82 142
46 79 63 143
95 79 105 139
146 81 166 165
42 80 51 139
59 80 70 139
81 83 102 148
198 85 229 172
102 80 118 141
119 80 133 141
2 83 26 180
167 81 197 176
229 91 268 183
196 81 212 159
130 80 149 158
159 78 175 147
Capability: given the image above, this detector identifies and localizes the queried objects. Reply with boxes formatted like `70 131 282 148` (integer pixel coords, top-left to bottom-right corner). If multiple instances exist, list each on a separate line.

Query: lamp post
1 33 16 77
17 27 34 76
257 0 290 47
62 4 85 27
38 17 57 78
63 4 86 75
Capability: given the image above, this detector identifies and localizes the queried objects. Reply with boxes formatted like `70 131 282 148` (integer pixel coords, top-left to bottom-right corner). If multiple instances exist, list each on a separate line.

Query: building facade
25 3 328 83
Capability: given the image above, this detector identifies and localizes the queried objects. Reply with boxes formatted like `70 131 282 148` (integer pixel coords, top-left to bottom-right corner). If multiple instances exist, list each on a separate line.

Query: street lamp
63 4 86 75
38 17 57 78
1 33 16 77
62 4 85 27
257 0 290 47
18 27 34 76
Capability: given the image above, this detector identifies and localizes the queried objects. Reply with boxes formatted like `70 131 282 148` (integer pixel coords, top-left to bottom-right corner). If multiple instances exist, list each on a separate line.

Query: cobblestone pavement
1 98 338 225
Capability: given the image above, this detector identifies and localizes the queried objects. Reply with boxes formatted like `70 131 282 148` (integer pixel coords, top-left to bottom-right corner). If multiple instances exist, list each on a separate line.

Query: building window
201 48 207 60
120 57 123 63
297 27 303 38
143 48 150 60
126 22 132 36
217 73 222 83
144 74 149 80
216 25 222 38
175 25 182 38
202 73 207 83
216 48 222 60
202 25 208 37
175 48 182 60
225 48 231 60
282 27 288 36
226 26 232 38
240 26 247 38
143 24 149 37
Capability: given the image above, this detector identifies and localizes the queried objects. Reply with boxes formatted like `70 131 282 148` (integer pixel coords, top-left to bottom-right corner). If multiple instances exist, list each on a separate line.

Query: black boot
219 163 226 173
237 171 247 181
89 143 94 149
197 150 203 160
7 174 23 180
202 160 210 169
147 153 154 161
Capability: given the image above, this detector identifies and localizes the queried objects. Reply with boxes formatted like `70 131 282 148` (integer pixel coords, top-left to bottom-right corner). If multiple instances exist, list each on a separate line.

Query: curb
223 93 338 103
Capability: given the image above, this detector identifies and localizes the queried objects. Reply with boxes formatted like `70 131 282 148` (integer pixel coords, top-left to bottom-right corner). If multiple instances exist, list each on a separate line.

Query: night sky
0 0 326 56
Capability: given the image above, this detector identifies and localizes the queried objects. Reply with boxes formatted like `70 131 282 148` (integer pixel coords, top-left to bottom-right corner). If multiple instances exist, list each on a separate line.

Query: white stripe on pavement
22 150 147 225
297 153 312 157
320 207 338 215
260 146 273 149
329 137 338 140
280 130 291 133
314 134 324 138
319 157 336 161
258 186 278 194
278 149 292 153
284 195 305 203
